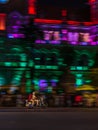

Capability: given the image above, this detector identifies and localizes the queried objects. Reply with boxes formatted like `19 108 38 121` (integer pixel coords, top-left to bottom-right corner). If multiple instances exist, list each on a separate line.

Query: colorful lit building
0 0 98 94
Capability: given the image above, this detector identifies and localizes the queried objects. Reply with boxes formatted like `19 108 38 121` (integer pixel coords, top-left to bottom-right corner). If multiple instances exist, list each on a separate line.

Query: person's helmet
32 92 35 95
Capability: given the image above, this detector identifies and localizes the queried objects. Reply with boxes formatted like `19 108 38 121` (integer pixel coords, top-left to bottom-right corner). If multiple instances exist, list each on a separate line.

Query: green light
83 66 88 70
11 47 21 52
58 58 63 65
0 76 5 86
20 54 27 61
33 79 39 85
21 57 26 61
16 75 21 78
16 68 26 71
34 85 39 90
52 66 58 69
5 62 12 66
85 80 91 83
46 66 52 69
76 74 82 78
35 65 41 69
26 72 30 78
33 79 39 90
12 62 18 66
14 77 20 80
70 66 76 70
16 71 23 75
58 62 63 65
35 65 58 69
35 58 40 60
46 58 51 60
28 61 34 67
76 66 82 70
41 65 46 69
47 86 52 93
19 62 27 67
76 79 83 86
88 60 94 67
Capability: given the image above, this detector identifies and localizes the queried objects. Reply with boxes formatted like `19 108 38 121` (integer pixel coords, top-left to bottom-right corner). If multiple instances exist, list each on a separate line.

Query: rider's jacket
28 94 32 101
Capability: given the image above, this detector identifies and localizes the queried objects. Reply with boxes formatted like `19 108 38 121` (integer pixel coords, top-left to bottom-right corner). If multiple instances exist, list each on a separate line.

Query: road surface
0 109 98 130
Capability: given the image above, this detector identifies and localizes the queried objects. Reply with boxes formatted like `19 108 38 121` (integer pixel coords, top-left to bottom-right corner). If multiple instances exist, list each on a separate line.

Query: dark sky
0 0 90 21
37 0 88 7
0 0 28 15
37 0 90 21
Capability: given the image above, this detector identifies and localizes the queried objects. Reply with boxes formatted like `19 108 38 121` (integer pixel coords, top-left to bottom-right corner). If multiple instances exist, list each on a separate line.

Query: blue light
80 42 88 45
0 0 8 4
8 34 14 38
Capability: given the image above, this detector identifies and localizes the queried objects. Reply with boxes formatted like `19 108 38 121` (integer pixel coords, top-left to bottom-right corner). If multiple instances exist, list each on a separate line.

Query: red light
61 10 67 16
35 19 62 24
29 7 36 15
89 0 95 3
67 21 80 25
28 0 36 15
34 19 95 25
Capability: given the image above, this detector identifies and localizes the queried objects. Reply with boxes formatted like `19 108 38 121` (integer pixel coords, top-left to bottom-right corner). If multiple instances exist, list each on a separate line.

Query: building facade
0 0 98 94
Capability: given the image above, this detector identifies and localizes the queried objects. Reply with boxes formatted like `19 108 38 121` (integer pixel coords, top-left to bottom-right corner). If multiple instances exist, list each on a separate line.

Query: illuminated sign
8 28 98 46
34 24 98 46
36 30 94 45
7 21 98 46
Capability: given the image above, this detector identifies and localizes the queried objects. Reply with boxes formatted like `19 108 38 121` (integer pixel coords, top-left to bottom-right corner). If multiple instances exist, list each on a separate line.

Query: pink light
91 42 97 45
68 32 79 42
71 41 77 45
13 34 18 38
50 40 61 44
35 40 46 44
61 29 68 41
44 31 50 41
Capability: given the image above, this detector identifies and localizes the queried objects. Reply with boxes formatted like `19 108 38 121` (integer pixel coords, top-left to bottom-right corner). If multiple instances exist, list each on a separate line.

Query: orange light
0 13 6 30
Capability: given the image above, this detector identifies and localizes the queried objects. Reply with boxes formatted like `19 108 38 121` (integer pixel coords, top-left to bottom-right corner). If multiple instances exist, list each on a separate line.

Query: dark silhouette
20 17 44 42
